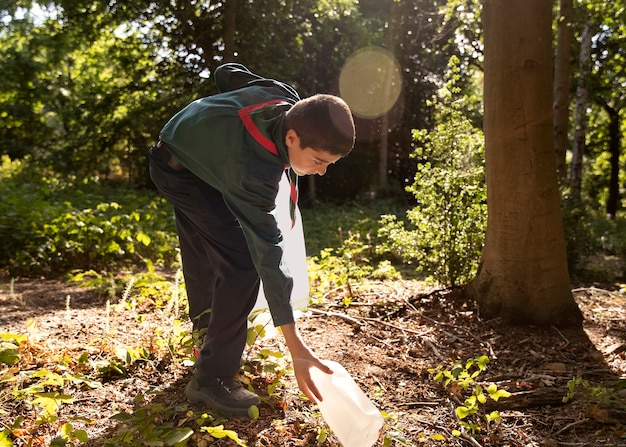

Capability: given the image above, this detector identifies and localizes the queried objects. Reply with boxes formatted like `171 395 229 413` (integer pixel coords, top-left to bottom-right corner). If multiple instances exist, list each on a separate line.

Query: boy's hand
280 322 333 402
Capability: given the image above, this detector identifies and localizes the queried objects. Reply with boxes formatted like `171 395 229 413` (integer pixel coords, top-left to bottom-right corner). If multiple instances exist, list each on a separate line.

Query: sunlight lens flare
339 47 402 119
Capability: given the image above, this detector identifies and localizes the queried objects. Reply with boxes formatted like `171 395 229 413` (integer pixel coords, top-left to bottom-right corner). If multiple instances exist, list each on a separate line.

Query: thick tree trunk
570 23 592 198
553 0 573 184
468 0 582 327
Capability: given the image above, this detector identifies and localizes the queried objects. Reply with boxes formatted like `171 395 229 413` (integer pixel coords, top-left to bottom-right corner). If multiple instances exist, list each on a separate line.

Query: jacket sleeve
214 63 264 93
214 64 301 101
221 169 296 327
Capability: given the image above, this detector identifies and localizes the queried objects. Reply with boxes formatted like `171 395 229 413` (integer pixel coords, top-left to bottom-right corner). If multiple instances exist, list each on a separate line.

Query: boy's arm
214 63 263 92
213 63 301 101
280 322 333 402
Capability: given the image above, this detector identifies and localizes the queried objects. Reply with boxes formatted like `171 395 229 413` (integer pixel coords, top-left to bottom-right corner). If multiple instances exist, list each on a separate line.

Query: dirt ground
1 275 625 447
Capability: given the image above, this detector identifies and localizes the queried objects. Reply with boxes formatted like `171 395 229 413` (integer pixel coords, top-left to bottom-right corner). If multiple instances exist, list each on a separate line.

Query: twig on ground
571 286 614 295
370 373 386 392
310 306 433 336
308 307 365 327
361 316 433 336
553 418 591 437
423 337 444 361
308 306 445 360
398 401 440 408
459 428 483 447
552 325 570 349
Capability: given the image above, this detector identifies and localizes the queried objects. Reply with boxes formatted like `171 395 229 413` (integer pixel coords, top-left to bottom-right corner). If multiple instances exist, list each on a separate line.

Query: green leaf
247 405 259 419
316 430 328 443
73 429 90 442
201 426 247 447
430 433 445 441
490 389 511 401
31 369 65 387
136 232 151 246
450 365 463 378
33 392 74 415
0 430 13 447
456 406 470 419
485 411 501 422
0 333 28 343
163 428 193 445
0 348 19 365
110 412 134 422
60 423 73 436
476 356 490 368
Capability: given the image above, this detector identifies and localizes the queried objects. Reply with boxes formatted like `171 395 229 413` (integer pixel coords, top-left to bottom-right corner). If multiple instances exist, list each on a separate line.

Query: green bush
303 200 407 300
561 193 626 283
375 57 487 287
0 156 178 276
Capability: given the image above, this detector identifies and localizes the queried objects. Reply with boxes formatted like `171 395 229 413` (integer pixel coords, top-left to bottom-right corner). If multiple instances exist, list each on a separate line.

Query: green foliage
249 348 292 398
50 423 90 447
561 192 626 282
301 199 407 256
0 332 25 365
380 411 409 446
0 156 178 276
376 57 487 287
430 356 510 438
1 0 465 199
564 377 626 408
201 425 248 446
106 399 194 447
0 269 198 446
302 199 406 302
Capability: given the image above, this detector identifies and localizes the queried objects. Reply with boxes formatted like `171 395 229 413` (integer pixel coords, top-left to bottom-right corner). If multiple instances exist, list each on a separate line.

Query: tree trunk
467 0 582 327
603 103 620 218
553 0 573 184
377 1 402 193
222 0 237 62
569 23 592 198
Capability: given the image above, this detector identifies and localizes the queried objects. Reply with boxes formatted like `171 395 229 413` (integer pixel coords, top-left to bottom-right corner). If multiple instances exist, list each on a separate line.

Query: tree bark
467 0 582 327
569 23 592 198
553 0 573 184
603 103 621 218
222 0 237 62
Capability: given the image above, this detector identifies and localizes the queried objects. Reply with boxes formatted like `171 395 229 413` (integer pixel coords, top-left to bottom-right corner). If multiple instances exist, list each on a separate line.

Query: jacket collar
238 100 291 166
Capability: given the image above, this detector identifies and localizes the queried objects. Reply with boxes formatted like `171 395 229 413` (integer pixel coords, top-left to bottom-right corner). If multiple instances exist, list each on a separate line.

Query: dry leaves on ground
1 276 625 446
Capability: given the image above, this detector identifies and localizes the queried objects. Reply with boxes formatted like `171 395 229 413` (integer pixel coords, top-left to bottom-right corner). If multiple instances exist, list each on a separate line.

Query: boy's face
286 129 341 176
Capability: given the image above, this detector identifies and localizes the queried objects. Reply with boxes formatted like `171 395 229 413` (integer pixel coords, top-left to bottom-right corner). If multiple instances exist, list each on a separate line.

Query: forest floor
1 274 625 447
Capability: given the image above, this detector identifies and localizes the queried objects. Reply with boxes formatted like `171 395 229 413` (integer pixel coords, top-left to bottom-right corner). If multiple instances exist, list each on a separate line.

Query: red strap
239 99 297 228
238 100 288 155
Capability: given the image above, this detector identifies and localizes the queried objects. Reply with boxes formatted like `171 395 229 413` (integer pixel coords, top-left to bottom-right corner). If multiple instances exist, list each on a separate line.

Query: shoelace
216 378 232 394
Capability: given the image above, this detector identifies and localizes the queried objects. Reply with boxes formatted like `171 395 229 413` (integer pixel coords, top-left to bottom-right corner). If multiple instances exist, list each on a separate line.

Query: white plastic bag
251 172 309 333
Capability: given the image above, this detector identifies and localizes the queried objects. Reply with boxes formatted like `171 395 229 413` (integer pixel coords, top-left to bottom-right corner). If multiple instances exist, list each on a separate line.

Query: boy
149 63 355 416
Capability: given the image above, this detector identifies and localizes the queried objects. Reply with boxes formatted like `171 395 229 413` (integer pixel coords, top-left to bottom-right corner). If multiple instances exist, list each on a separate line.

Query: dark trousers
149 144 260 378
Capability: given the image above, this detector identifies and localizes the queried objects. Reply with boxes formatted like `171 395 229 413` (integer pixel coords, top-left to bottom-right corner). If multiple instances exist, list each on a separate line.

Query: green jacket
159 63 300 326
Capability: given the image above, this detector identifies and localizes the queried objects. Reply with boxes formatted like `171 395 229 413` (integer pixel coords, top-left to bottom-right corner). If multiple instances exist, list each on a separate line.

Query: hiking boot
185 374 260 416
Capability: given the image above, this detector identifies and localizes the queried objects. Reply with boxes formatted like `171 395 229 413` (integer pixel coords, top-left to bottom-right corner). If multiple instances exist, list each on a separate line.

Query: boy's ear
286 129 300 148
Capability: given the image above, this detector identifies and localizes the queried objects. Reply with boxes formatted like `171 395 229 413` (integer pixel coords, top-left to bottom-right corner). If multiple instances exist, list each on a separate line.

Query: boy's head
285 94 355 157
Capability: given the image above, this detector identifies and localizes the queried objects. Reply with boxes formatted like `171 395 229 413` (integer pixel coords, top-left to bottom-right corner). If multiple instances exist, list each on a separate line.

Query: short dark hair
285 94 355 156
